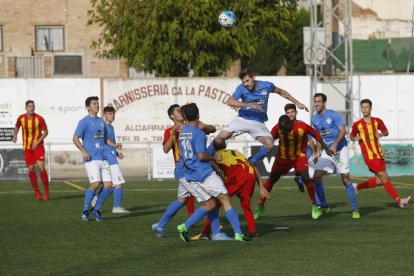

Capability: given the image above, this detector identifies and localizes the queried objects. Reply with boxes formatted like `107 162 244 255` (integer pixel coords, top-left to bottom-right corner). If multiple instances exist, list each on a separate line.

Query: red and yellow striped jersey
351 117 387 160
163 126 181 164
15 113 47 151
215 149 255 183
271 121 322 161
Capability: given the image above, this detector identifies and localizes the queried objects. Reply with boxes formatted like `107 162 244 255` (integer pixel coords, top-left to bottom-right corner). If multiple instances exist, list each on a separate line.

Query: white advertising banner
27 79 101 143
103 77 311 144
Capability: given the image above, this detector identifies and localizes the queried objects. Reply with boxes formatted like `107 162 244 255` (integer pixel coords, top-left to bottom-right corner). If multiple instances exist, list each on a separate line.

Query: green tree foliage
242 8 310 76
88 0 297 77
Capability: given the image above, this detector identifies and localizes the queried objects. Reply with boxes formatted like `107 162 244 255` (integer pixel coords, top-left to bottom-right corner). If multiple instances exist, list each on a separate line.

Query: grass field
0 176 413 275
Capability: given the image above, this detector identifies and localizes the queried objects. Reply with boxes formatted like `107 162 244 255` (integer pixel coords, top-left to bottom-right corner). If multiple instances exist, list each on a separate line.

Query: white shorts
189 172 228 202
109 164 125 185
315 146 350 174
223 116 272 140
308 157 316 178
177 177 192 198
84 160 112 184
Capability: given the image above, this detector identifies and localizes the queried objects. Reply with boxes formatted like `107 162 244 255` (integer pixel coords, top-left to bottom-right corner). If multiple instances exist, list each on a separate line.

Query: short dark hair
239 68 255 80
103 105 115 113
360 99 372 107
85 96 99 107
181 103 199 122
213 137 226 151
167 104 180 117
279 115 293 132
284 103 296 112
25 100 34 107
314 93 327 102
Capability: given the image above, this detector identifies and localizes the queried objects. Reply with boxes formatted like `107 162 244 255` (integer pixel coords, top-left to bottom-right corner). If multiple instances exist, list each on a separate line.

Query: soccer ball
218 10 236 28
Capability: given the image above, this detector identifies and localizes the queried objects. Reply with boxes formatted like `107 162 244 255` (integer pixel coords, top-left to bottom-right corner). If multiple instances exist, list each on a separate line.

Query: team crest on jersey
260 90 267 95
326 118 332 124
179 133 192 139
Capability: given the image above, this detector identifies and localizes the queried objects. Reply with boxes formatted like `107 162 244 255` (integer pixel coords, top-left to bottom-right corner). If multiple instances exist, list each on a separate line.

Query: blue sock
206 142 216 155
249 146 270 165
345 182 358 211
184 207 208 230
207 209 221 236
83 189 95 211
158 199 185 229
314 181 328 208
94 188 112 211
113 188 122 208
225 208 242 235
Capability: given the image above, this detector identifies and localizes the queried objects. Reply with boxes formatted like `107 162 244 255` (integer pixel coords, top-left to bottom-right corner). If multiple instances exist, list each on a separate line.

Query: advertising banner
0 149 28 180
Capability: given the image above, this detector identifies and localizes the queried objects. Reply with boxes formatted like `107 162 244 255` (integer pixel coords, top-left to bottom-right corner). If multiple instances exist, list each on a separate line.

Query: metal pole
47 143 52 182
407 4 414 74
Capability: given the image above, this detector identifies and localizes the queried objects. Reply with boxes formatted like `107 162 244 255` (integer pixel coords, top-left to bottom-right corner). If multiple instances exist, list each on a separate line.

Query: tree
88 0 297 77
242 8 310 76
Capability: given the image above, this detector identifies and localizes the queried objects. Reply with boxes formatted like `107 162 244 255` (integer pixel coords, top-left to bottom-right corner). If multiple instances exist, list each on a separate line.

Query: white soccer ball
218 10 236 28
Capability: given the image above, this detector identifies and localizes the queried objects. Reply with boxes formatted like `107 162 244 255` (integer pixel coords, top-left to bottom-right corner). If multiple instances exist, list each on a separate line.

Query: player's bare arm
197 121 216 134
331 125 347 152
32 129 48 150
227 96 265 112
105 137 122 150
210 160 225 178
72 136 90 160
163 126 179 153
350 133 360 141
375 130 388 139
274 87 309 112
12 127 19 143
253 166 271 199
198 152 222 162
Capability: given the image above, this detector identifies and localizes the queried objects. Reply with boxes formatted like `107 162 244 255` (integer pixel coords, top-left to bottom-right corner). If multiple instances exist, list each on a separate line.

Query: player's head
313 93 327 113
103 104 116 122
167 104 183 122
360 98 372 117
85 96 99 114
213 137 227 151
25 100 35 115
279 115 293 133
284 103 297 121
239 68 256 91
180 103 199 122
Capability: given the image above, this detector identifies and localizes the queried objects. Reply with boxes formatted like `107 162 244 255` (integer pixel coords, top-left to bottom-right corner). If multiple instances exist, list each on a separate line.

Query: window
0 26 3 52
35 26 64 52
53 55 83 75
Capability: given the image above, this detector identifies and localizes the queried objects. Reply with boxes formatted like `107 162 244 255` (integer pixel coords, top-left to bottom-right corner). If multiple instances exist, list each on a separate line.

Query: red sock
383 181 400 203
29 170 41 200
305 181 316 205
258 180 273 206
40 171 49 199
357 178 377 190
186 196 195 216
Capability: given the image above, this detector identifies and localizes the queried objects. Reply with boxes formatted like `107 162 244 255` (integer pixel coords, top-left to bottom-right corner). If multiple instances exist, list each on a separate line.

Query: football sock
186 196 195 216
94 188 112 211
39 171 49 198
83 189 95 211
184 207 208 230
249 146 271 165
158 199 186 229
113 188 122 208
258 180 273 206
206 209 221 236
345 182 358 210
240 201 256 233
298 176 305 185
206 142 216 155
314 181 328 207
28 170 40 196
305 181 317 204
358 178 377 190
225 208 242 235
383 181 400 203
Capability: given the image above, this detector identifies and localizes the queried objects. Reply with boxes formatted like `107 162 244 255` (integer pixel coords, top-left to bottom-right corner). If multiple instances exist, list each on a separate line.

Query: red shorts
225 173 256 199
24 145 46 166
365 158 386 173
271 156 308 175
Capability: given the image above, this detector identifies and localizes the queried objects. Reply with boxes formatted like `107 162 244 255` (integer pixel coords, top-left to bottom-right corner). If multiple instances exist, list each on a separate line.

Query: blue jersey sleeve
232 84 244 100
332 110 345 127
74 118 86 138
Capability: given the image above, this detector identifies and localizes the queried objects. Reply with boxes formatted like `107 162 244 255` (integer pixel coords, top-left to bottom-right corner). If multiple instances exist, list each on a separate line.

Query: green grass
0 176 413 275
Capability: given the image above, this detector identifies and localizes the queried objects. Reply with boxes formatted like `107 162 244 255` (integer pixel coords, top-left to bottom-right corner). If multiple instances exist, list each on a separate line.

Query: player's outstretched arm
274 87 309 112
197 121 216 134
